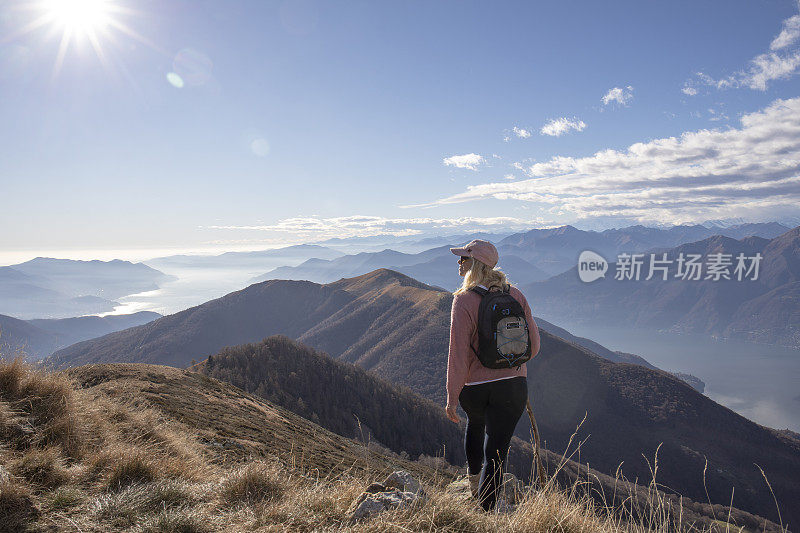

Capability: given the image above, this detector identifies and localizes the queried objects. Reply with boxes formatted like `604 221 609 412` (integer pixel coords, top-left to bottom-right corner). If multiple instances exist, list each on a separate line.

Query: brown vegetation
196 334 465 464
43 268 800 525
0 355 787 532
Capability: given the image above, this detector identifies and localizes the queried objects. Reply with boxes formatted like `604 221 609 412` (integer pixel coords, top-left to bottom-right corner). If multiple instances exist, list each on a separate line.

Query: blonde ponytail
453 258 511 296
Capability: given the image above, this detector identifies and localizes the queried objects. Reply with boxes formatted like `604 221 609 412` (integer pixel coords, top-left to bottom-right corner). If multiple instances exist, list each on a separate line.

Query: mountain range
245 222 791 293
44 268 800 525
249 245 551 290
143 243 346 271
0 257 174 319
521 225 800 348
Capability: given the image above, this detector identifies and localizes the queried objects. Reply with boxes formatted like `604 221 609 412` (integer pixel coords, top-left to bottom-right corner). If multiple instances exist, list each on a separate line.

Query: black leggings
458 376 528 511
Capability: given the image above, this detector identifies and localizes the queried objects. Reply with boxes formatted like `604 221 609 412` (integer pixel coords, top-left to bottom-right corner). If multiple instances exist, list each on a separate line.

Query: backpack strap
469 286 489 297
467 286 488 357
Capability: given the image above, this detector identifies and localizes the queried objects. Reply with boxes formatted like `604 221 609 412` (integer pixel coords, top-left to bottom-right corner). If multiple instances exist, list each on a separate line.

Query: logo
576 250 762 282
578 250 608 282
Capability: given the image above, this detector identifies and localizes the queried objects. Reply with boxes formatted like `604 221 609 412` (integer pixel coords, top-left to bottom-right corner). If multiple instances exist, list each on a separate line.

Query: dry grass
218 460 289 507
0 354 787 533
47 485 86 511
105 448 161 491
0 355 84 458
133 507 214 533
91 479 202 528
0 478 40 533
8 445 69 490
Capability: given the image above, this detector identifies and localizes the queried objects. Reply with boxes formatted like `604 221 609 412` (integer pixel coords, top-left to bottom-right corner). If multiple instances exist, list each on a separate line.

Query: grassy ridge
0 356 786 532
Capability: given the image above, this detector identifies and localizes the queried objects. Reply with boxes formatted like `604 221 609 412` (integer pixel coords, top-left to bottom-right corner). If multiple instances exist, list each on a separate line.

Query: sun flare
44 0 112 34
3 0 155 79
37 0 121 76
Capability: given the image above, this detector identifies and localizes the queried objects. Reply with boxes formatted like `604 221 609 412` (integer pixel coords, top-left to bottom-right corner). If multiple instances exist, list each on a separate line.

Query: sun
44 0 112 34
39 0 123 76
2 0 156 79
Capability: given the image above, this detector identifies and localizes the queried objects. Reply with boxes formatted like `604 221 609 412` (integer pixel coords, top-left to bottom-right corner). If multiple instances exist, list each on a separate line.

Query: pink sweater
446 284 541 407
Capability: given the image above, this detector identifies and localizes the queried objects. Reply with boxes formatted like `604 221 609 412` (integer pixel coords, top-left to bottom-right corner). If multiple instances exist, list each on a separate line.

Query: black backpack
469 284 532 370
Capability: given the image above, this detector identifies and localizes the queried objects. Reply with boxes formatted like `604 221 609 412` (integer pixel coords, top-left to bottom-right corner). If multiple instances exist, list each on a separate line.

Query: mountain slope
527 333 800 525
47 278 355 367
64 362 434 480
0 313 59 359
27 311 161 344
4 356 776 531
194 334 466 465
529 316 705 391
46 268 800 525
193 335 780 532
0 311 161 360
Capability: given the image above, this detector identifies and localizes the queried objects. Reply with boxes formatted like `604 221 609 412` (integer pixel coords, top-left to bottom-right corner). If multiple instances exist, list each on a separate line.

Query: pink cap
450 239 499 268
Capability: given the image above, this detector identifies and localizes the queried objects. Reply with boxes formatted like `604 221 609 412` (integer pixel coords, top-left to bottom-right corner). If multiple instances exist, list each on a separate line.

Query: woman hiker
444 239 541 511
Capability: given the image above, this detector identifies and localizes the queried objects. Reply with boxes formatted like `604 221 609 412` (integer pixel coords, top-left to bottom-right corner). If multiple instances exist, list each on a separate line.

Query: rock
494 498 517 514
447 473 527 506
350 482 389 509
445 476 472 502
347 489 417 523
365 482 387 494
383 470 421 495
347 471 426 523
500 473 526 504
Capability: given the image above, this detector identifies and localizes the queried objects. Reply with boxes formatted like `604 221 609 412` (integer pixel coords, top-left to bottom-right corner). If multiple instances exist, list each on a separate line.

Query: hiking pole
525 399 548 487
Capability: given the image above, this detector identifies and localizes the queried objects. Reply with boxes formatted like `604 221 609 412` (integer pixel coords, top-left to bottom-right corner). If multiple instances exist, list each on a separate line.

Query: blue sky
2 0 800 263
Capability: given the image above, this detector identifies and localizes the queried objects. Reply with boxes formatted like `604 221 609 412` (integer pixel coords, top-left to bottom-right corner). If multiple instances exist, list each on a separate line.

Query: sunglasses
458 256 471 264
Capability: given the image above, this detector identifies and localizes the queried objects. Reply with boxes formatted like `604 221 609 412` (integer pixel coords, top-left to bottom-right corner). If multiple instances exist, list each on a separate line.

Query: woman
444 239 541 511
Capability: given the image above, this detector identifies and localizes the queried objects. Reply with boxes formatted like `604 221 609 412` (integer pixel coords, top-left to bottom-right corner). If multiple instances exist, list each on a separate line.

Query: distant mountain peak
323 268 447 296
554 224 580 233
348 267 402 280
701 217 750 229
373 249 407 257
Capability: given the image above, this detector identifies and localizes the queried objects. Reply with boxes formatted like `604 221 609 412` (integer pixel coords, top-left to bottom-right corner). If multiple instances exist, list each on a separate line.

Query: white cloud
701 52 800 91
601 86 634 106
443 153 486 171
771 14 800 50
692 8 800 91
540 117 587 137
206 215 547 240
513 126 531 138
742 51 800 90
707 108 729 122
405 97 800 225
682 86 698 96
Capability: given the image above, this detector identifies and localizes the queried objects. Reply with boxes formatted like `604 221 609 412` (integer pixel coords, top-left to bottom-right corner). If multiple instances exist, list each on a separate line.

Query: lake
547 319 800 433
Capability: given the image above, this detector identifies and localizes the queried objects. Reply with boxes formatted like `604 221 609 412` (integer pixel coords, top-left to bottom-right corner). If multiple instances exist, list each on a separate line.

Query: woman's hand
445 404 459 423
